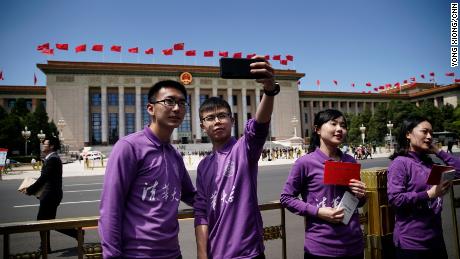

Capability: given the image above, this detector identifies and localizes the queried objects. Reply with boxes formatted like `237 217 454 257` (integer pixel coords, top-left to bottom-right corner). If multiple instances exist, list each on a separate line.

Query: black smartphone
219 58 265 79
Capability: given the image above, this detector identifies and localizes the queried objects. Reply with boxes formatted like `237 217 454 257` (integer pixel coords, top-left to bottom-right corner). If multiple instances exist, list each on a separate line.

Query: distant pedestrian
448 141 454 153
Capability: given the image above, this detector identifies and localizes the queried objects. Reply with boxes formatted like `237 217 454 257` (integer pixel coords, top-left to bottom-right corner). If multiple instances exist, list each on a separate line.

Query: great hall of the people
1 60 459 150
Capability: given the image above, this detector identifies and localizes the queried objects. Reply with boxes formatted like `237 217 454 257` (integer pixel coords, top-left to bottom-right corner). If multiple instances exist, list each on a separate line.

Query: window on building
219 95 223 99
108 93 118 106
233 113 239 137
247 113 252 120
178 95 192 133
142 94 150 126
91 113 102 144
7 99 16 110
246 95 251 106
40 99 46 109
125 93 135 106
313 101 317 108
125 113 135 135
199 94 209 105
109 113 118 144
91 93 101 106
232 95 238 106
304 113 308 123
25 99 32 111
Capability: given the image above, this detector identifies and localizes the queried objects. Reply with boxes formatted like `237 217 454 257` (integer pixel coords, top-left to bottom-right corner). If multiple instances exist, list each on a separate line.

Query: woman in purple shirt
281 109 367 259
387 116 460 259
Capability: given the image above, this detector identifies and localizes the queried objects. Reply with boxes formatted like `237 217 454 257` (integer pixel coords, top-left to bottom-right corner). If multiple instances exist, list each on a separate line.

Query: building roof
299 90 408 100
37 60 305 81
0 85 46 95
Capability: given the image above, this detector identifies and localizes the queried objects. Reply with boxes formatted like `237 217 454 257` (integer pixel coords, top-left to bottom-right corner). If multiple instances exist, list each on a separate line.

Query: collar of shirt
143 126 170 148
45 151 56 160
313 147 345 163
407 151 434 165
215 137 237 155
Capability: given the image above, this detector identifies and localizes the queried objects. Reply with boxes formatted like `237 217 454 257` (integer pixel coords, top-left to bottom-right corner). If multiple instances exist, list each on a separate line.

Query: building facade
1 61 459 150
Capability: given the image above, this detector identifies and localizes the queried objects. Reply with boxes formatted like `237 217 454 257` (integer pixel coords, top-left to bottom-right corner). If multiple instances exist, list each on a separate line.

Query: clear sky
0 0 458 92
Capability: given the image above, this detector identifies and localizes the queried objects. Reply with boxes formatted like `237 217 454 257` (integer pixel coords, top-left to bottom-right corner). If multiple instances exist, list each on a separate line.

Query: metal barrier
449 179 460 259
0 202 286 259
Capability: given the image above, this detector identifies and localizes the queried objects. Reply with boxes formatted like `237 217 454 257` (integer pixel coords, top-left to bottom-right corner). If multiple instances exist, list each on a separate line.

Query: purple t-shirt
194 119 269 259
99 126 196 259
280 148 366 257
387 150 460 250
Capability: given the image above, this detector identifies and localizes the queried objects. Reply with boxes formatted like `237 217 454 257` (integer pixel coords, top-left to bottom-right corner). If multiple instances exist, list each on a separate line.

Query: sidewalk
1 149 396 181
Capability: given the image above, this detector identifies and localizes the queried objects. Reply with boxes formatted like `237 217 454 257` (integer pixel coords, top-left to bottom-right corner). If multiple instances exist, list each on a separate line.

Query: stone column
255 87 261 107
227 88 234 136
242 88 248 124
212 85 218 97
194 87 201 142
135 86 142 131
101 85 108 145
118 86 125 137
83 86 89 145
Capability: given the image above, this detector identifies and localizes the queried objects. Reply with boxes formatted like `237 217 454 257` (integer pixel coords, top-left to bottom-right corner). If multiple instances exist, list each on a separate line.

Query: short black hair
147 80 187 103
45 136 61 152
199 97 232 120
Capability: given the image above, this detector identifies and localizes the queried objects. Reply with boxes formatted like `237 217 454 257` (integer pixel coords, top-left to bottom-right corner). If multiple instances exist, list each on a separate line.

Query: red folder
323 161 361 185
426 164 455 185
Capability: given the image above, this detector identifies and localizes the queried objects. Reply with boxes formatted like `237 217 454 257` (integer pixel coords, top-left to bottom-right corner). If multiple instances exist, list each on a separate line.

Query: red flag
430 72 435 77
385 83 392 88
316 80 320 86
185 50 196 56
0 70 3 80
233 52 242 58
297 80 301 88
403 80 408 84
366 82 372 87
374 87 378 91
286 55 294 61
204 50 214 57
273 55 281 60
75 44 86 53
37 43 49 51
162 48 173 55
218 51 228 57
246 53 256 59
41 48 54 55
55 43 68 50
92 44 103 52
455 79 460 83
379 85 385 90
34 73 37 86
128 47 139 53
111 45 122 52
395 82 400 88
173 43 184 50
264 55 270 60
351 83 355 87
421 74 425 79
145 48 154 54
410 77 416 82
446 72 455 76
333 80 338 85
280 59 288 65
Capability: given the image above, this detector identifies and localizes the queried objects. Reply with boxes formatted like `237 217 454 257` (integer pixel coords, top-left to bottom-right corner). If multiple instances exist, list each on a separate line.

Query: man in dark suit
20 136 78 253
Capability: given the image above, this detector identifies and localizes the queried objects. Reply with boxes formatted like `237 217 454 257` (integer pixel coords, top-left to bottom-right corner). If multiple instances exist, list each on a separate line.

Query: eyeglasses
152 98 189 108
201 113 232 123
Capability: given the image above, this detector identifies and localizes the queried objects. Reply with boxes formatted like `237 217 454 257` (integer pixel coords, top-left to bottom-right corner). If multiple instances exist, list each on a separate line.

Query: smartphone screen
219 58 265 79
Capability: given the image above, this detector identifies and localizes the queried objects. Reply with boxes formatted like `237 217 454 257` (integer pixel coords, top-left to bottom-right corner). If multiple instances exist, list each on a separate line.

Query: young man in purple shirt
194 56 278 259
99 80 196 259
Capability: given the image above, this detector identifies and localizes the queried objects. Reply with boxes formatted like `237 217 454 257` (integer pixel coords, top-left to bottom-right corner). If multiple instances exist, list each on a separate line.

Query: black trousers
37 198 79 250
304 251 364 259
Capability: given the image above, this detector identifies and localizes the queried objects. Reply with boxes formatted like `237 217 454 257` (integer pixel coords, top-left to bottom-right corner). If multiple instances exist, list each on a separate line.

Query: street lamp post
57 119 66 152
21 126 31 155
37 130 46 157
387 121 393 150
359 124 366 145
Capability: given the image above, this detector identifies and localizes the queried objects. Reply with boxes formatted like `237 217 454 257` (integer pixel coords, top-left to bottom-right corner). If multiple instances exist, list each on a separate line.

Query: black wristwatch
264 82 280 96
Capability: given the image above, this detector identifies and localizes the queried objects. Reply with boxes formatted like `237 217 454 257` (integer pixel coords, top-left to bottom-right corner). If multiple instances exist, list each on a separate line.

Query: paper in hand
18 177 43 197
337 191 359 225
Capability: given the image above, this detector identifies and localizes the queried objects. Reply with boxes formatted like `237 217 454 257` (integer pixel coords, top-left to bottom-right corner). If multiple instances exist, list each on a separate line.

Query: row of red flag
313 71 459 93
36 42 295 65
